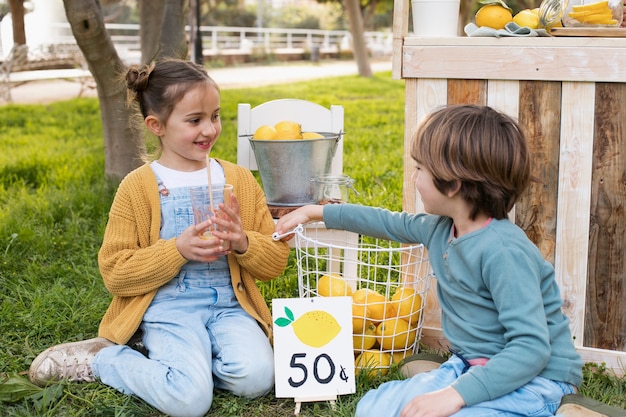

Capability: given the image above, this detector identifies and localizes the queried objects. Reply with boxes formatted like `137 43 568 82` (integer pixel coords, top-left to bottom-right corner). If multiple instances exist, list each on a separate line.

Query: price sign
272 296 356 399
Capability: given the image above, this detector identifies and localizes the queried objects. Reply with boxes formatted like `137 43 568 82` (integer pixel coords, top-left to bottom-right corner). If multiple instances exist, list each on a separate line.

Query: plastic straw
206 152 215 215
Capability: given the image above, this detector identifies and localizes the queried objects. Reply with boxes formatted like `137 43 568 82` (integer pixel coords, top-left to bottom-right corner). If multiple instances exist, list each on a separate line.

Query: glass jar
563 0 623 27
311 174 358 205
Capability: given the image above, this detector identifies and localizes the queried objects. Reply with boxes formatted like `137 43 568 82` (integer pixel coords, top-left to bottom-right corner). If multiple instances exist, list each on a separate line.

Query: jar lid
311 174 354 185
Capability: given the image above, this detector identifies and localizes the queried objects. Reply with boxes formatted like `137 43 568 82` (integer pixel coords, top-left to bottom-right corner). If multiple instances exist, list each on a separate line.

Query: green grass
1 71 625 416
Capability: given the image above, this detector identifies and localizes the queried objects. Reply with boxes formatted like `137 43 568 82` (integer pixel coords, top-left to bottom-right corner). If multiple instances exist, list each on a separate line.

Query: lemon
274 120 301 132
353 288 395 322
391 350 410 365
475 4 513 29
274 129 303 140
513 9 540 29
291 310 341 348
274 120 303 139
390 287 422 325
302 131 324 139
318 274 352 297
253 125 277 140
353 321 377 351
352 302 372 333
355 350 392 377
376 317 416 350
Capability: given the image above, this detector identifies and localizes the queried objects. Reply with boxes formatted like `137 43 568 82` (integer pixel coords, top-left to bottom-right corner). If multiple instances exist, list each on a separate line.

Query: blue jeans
356 356 576 417
92 183 274 417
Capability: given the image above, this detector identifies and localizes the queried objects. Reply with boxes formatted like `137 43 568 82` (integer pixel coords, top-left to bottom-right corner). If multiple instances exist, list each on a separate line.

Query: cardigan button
237 282 244 291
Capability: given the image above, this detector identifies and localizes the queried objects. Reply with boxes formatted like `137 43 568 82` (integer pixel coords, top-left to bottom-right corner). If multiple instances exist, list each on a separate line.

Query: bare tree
62 0 188 182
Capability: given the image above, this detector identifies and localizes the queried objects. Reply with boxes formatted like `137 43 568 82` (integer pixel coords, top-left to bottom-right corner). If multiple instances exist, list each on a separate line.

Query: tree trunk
63 0 141 183
139 0 164 63
345 0 372 77
63 0 191 183
157 0 188 60
8 0 26 45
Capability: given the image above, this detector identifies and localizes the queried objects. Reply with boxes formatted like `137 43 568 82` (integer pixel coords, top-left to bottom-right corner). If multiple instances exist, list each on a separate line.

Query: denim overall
92 180 275 417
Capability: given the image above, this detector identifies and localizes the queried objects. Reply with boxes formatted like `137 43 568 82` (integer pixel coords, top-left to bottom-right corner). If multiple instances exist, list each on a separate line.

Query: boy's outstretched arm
274 205 324 241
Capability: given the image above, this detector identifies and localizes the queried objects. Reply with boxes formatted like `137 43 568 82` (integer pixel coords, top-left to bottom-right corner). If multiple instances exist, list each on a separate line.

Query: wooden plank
550 27 626 37
447 79 486 105
578 346 626 377
392 0 409 79
585 82 626 352
487 80 520 221
516 81 562 264
554 81 596 347
402 45 626 82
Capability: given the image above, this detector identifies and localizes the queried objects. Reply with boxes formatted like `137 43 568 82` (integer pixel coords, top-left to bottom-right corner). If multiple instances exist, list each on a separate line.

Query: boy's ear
145 115 163 136
447 180 462 198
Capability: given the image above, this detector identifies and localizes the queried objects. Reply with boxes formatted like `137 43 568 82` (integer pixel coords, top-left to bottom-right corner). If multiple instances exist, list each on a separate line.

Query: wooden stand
392 0 626 374
293 395 337 416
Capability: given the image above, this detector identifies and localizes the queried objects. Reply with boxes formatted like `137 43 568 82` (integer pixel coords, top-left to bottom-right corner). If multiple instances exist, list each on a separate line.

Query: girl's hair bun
125 62 155 93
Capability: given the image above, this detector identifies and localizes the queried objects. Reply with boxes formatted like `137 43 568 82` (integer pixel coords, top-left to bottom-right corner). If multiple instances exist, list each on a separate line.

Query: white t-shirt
150 159 226 189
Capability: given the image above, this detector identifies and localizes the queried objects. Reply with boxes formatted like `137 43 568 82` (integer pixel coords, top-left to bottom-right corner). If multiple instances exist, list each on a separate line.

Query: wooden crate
393 0 626 375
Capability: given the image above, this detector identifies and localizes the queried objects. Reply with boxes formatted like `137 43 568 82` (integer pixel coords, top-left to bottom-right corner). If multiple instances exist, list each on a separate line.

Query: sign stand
293 395 337 416
272 297 355 415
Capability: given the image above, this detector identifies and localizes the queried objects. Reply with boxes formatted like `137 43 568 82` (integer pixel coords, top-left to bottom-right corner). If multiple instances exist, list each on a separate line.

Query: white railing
50 23 392 64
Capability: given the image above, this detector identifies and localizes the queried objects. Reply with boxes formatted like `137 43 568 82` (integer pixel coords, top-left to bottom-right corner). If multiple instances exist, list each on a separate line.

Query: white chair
237 99 358 272
237 98 344 175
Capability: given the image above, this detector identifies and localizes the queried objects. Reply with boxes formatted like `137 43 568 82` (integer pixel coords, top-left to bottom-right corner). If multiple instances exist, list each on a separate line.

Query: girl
275 104 584 417
29 59 290 417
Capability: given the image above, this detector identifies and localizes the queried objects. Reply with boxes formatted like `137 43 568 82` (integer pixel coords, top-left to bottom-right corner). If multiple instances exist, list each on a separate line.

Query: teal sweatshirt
323 204 583 406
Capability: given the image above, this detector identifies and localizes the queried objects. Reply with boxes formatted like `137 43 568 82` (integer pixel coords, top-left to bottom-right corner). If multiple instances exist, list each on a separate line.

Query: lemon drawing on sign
275 306 341 348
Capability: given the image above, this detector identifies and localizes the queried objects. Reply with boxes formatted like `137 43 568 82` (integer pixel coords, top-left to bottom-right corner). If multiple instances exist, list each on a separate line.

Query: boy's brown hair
410 104 531 220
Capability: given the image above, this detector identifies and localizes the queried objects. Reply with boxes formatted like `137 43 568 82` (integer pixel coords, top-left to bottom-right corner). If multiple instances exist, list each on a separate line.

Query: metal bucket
248 133 341 206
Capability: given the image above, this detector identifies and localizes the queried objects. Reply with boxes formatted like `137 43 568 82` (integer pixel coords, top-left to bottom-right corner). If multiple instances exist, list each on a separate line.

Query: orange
376 317 416 350
475 4 513 29
353 321 377 351
253 125 277 140
390 287 422 325
317 273 352 297
354 350 392 377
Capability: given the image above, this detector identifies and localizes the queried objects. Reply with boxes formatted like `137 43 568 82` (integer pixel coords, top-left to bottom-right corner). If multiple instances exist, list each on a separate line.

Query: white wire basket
292 223 433 374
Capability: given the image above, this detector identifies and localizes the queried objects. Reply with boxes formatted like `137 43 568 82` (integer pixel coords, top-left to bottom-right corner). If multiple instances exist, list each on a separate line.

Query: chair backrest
237 98 344 174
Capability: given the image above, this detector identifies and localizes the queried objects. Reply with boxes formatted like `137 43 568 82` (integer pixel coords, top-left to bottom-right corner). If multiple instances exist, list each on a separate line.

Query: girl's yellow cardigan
97 160 290 345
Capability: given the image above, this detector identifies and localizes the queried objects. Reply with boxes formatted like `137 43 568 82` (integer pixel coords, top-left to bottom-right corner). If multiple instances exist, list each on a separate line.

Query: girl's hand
274 205 324 241
209 193 249 254
176 220 229 262
400 387 465 417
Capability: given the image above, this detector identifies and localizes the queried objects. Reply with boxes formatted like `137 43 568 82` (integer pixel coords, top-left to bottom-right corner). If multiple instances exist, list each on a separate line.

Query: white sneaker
29 337 114 386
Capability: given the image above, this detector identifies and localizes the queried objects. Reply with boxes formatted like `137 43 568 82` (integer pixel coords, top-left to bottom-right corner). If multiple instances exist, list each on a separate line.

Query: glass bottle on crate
562 0 623 27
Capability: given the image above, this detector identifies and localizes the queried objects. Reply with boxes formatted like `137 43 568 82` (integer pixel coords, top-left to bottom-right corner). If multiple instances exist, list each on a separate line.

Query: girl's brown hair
410 104 531 220
125 58 219 123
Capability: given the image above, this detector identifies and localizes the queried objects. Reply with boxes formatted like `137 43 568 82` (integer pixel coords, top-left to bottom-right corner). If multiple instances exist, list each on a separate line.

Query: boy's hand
400 387 465 417
274 205 324 241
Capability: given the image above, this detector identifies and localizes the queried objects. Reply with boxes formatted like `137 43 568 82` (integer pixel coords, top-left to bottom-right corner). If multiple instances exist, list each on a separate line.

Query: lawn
1 70 624 416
